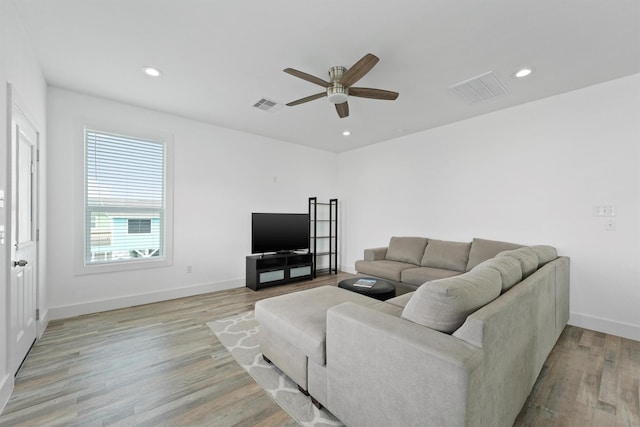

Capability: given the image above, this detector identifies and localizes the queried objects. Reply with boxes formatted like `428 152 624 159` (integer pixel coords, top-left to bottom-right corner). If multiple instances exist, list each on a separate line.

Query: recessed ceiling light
142 66 162 77
342 130 351 136
514 68 533 78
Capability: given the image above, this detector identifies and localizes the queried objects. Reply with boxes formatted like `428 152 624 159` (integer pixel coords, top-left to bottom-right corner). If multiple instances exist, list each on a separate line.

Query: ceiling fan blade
339 53 379 87
286 92 327 106
284 68 330 88
349 87 399 100
335 101 349 118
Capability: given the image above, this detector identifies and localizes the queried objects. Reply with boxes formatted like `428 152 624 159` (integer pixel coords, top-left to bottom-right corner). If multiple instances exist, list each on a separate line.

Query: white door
9 96 39 375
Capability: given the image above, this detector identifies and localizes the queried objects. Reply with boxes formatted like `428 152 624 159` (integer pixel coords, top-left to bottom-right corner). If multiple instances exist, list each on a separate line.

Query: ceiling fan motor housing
327 66 349 104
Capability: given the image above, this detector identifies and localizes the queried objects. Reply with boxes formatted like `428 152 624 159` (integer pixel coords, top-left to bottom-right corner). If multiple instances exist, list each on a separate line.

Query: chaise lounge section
255 239 569 427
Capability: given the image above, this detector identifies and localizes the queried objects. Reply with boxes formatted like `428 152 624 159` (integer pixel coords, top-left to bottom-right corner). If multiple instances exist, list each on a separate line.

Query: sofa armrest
364 246 388 261
326 302 483 427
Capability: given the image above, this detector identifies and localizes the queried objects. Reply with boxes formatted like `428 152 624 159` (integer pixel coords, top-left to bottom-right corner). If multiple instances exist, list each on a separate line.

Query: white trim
340 264 356 275
568 312 640 342
37 309 49 339
0 373 14 415
47 278 244 320
73 119 174 276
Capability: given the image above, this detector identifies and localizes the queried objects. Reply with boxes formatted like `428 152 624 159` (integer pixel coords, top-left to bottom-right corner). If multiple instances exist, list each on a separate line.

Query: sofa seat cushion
420 239 471 272
385 236 428 265
465 238 523 271
475 256 523 292
401 266 502 333
255 286 380 366
355 259 417 282
497 247 539 278
400 266 462 286
385 291 415 308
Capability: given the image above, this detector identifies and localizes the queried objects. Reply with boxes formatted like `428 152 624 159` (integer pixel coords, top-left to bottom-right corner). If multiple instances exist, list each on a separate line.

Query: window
128 219 151 234
81 127 172 271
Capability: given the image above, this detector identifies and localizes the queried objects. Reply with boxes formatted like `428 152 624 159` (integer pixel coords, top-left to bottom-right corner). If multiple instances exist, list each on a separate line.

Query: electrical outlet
593 205 616 217
186 265 192 273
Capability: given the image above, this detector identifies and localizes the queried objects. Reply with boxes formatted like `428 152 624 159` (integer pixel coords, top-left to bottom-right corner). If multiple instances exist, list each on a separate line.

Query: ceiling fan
283 53 399 119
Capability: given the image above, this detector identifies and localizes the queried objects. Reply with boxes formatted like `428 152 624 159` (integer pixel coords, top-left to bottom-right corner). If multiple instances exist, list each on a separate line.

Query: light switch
0 190 4 208
605 220 616 231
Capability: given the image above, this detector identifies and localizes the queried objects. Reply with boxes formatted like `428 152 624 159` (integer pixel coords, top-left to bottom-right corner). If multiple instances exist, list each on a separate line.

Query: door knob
13 259 28 267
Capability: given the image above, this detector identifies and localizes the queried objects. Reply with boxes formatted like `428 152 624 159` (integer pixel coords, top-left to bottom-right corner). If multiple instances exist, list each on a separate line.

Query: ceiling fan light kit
283 53 399 118
327 66 349 104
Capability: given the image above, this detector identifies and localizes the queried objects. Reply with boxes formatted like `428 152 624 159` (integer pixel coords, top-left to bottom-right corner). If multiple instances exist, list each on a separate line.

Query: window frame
75 120 173 275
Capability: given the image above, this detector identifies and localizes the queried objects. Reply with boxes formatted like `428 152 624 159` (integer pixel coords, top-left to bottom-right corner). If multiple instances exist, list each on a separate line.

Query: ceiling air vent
253 98 283 112
449 71 509 104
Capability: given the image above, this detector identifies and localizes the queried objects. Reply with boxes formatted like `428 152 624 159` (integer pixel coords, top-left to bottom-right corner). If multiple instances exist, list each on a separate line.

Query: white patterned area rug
207 311 345 427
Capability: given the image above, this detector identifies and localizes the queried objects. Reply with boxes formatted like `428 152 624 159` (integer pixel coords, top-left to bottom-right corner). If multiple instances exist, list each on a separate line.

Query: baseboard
340 264 356 274
569 312 640 342
0 373 14 416
48 278 245 321
38 309 49 338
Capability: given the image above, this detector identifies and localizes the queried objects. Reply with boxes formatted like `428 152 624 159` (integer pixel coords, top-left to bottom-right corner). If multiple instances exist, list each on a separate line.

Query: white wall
0 0 48 412
337 74 640 341
46 87 337 319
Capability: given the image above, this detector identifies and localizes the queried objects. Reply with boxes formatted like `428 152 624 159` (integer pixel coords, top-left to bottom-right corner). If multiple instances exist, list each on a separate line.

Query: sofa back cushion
531 245 558 267
465 238 523 271
420 239 471 272
475 256 522 292
401 266 502 333
497 247 539 278
385 237 428 265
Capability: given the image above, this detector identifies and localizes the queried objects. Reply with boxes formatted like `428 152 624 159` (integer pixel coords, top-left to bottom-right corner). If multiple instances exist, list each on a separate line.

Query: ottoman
255 286 381 395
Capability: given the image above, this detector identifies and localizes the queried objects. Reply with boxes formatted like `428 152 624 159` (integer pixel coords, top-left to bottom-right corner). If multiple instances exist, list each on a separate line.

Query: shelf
309 197 338 278
246 252 313 291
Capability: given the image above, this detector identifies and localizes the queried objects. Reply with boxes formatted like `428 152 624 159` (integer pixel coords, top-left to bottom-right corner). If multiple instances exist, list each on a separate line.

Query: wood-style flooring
0 274 638 427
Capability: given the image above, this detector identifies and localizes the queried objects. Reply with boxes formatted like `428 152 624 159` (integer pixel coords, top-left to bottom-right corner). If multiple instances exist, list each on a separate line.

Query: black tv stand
246 252 313 290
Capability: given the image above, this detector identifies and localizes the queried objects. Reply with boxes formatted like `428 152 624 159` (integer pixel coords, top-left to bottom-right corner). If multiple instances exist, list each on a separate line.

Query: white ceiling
13 0 640 153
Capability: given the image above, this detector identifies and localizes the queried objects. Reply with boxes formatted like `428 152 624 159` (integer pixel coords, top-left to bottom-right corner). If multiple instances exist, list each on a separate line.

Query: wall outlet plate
593 205 616 217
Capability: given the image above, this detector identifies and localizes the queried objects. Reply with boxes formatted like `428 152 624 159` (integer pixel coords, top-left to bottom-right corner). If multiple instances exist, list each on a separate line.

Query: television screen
251 213 310 254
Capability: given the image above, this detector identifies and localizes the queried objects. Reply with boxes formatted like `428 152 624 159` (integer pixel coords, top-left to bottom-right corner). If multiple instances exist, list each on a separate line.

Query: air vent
449 71 509 104
253 98 283 112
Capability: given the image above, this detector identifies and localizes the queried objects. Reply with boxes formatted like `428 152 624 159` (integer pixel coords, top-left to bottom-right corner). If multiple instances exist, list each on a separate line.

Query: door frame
5 83 41 374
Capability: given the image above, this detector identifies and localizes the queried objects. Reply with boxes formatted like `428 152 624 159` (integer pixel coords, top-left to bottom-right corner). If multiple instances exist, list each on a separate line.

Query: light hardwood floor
1 274 638 427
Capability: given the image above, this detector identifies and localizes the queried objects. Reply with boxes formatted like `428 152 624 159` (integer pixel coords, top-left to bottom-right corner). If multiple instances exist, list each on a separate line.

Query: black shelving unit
308 197 338 277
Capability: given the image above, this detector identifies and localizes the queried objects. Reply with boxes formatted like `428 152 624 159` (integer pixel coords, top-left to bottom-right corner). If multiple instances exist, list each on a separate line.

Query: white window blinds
85 129 166 265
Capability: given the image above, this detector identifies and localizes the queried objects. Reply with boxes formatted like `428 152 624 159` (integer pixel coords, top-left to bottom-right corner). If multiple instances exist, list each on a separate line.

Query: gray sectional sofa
355 237 523 295
255 237 570 427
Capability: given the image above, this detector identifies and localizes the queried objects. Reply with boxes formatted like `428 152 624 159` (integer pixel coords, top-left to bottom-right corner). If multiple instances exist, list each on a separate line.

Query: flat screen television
251 213 310 254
